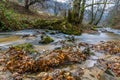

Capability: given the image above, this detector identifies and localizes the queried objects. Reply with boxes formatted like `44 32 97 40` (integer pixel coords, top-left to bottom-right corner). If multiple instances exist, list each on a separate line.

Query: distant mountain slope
9 0 70 15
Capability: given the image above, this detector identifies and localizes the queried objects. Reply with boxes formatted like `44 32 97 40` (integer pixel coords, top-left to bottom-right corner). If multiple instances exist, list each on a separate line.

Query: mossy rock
40 36 54 44
61 22 82 35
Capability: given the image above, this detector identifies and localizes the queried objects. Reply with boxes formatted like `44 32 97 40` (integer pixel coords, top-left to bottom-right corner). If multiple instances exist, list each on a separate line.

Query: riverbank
0 1 97 35
0 40 120 80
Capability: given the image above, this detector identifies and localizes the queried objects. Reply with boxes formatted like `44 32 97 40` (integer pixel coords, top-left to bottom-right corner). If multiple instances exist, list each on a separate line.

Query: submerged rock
82 47 94 56
65 35 75 42
21 34 30 38
54 47 62 50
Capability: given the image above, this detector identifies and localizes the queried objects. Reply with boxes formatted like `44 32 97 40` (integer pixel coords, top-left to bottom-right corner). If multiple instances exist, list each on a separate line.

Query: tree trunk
72 0 82 24
89 0 94 24
25 0 29 9
89 0 101 24
79 0 86 24
67 9 72 23
93 2 100 24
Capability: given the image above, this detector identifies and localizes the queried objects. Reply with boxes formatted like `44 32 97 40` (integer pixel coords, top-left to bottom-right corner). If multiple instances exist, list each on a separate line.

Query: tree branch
85 2 114 8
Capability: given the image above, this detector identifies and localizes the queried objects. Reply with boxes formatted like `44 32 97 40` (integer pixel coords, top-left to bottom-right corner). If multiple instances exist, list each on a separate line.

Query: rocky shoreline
0 40 120 80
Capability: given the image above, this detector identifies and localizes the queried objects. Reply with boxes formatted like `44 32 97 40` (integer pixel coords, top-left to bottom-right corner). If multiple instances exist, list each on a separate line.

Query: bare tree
94 0 108 25
106 0 120 26
89 0 94 24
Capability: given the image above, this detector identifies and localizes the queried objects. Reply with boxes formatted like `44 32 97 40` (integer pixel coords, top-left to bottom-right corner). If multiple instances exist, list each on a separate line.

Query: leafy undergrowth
0 1 61 32
0 1 33 31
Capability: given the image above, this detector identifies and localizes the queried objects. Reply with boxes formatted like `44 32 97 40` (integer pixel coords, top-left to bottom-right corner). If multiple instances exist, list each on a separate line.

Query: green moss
40 36 54 44
15 43 37 54
33 19 63 29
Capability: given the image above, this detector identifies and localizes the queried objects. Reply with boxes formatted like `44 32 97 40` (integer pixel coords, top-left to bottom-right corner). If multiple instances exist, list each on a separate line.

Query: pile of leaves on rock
92 41 120 77
93 41 120 54
107 62 120 77
0 46 88 79
98 59 120 77
32 68 84 80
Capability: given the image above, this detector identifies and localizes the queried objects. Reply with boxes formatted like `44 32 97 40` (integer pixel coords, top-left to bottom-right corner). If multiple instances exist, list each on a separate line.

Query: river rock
55 47 62 50
21 34 30 38
39 33 54 44
65 35 75 42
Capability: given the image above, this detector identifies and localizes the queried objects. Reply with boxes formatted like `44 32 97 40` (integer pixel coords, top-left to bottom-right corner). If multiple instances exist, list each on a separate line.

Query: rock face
8 0 70 15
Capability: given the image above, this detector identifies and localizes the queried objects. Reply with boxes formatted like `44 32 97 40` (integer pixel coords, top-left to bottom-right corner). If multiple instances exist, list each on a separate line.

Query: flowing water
0 28 120 79
0 28 120 67
0 28 120 50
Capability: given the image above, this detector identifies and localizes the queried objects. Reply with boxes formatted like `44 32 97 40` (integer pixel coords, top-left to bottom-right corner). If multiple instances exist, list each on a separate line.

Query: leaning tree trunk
92 1 101 24
94 0 107 25
89 0 94 24
79 0 86 24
